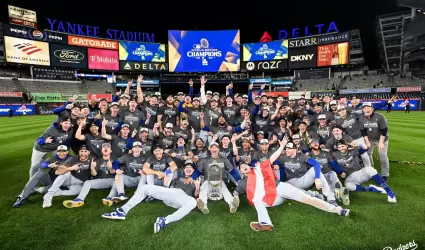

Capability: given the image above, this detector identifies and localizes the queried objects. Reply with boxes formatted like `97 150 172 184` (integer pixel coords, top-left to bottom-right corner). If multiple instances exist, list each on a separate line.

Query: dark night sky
4 0 408 69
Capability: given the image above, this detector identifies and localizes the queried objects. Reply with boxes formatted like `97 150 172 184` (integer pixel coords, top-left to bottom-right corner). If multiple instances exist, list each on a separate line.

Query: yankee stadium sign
46 18 155 43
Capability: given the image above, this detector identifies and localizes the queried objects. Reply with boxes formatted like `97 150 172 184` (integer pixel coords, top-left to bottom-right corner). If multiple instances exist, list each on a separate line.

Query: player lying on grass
331 140 397 205
13 145 71 208
233 138 350 232
62 143 115 208
102 160 200 234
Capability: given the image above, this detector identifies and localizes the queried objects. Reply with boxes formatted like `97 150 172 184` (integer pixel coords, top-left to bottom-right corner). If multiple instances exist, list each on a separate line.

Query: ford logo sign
54 50 84 60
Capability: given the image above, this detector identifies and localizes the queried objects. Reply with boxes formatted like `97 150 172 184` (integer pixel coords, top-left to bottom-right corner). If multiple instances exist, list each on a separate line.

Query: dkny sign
288 46 317 69
241 60 287 71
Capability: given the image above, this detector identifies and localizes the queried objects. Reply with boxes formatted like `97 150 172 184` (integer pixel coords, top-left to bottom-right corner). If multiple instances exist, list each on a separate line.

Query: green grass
1 112 424 250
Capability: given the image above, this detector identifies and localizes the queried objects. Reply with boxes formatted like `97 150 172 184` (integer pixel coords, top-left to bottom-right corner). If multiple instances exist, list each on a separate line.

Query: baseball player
358 102 390 181
102 160 200 233
143 145 178 187
233 138 349 232
309 139 342 193
101 119 132 158
30 117 73 178
331 140 396 204
62 143 116 208
75 119 106 158
102 141 148 205
190 142 240 214
277 139 338 206
335 105 372 169
43 145 94 208
13 145 71 208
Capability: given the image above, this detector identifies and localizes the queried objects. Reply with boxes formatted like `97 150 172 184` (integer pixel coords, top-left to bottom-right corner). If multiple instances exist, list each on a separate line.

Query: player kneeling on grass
102 160 200 234
102 141 148 206
43 145 94 208
63 143 116 208
13 145 71 208
331 140 396 205
233 138 349 232
190 142 241 214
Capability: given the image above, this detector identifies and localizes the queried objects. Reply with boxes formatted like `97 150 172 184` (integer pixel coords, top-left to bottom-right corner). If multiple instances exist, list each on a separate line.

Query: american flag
13 43 42 55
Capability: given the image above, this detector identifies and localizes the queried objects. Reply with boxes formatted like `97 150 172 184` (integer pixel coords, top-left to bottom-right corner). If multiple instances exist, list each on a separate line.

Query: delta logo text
54 50 84 63
187 38 222 66
14 43 42 55
255 44 276 59
132 45 153 60
121 61 167 71
291 54 314 61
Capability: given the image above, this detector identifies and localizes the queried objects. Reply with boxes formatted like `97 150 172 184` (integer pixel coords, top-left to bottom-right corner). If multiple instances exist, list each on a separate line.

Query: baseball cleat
340 208 350 217
63 199 84 208
13 196 27 208
196 198 209 214
342 188 350 206
250 222 273 232
42 200 52 208
34 186 48 194
230 196 240 213
102 208 126 220
154 217 167 233
102 197 113 206
334 182 343 202
368 184 387 194
112 193 128 203
387 195 397 204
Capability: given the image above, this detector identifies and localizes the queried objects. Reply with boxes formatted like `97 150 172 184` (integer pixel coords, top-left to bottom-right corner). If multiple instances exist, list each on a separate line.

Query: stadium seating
18 79 82 94
0 78 20 92
85 81 115 94
0 97 25 104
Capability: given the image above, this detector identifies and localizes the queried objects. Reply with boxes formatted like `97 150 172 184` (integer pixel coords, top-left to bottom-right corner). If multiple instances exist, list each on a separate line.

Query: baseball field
0 112 424 250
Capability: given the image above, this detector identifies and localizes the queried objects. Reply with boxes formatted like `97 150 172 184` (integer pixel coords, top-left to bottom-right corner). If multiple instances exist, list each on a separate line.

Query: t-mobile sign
87 48 118 70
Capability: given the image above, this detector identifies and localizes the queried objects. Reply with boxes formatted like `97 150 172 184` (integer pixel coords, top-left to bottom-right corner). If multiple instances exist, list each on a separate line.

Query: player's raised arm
101 118 112 140
75 119 86 141
270 136 288 163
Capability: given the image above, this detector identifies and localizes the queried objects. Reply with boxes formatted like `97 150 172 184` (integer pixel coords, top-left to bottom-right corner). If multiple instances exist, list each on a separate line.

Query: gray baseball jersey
62 155 93 182
146 154 174 172
34 125 73 152
309 150 333 174
336 113 362 139
358 112 388 141
331 149 362 176
118 154 147 177
278 153 311 180
170 177 197 197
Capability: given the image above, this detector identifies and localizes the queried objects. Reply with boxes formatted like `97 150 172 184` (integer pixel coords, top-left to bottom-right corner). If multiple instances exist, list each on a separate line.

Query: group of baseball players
13 75 397 233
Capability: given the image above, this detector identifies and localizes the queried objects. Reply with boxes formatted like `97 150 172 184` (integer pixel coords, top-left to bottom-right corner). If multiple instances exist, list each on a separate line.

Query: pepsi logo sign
32 30 44 39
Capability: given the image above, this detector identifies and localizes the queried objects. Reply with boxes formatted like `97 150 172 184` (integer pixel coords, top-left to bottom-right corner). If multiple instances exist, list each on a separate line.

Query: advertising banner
5 36 50 66
0 92 23 97
8 5 37 28
33 67 76 80
31 93 64 103
272 80 292 86
311 90 336 97
318 32 350 45
68 35 118 50
36 103 64 115
88 94 113 102
396 86 421 92
3 23 68 44
119 41 165 62
243 40 288 61
260 92 289 97
288 91 311 99
119 61 168 72
249 78 272 84
340 88 391 94
116 80 159 87
317 42 349 66
241 59 288 71
289 46 317 69
60 93 88 101
288 36 318 48
50 43 87 69
347 100 419 111
168 30 240 72
88 48 119 71
295 68 329 79
0 104 35 116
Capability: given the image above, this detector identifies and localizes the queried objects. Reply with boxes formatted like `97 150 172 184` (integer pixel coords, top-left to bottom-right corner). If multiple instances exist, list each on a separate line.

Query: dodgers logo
132 45 153 60
187 38 222 66
255 44 276 59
